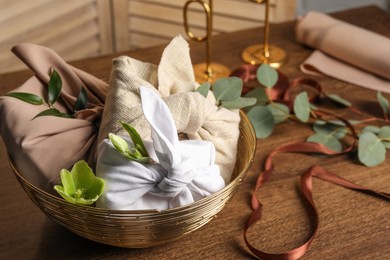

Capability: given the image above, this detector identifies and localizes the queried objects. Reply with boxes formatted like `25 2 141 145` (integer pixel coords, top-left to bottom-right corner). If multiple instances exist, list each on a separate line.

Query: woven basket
9 111 256 248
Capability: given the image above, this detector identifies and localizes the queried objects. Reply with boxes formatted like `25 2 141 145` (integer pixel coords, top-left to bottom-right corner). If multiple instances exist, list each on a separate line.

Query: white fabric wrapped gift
96 87 225 211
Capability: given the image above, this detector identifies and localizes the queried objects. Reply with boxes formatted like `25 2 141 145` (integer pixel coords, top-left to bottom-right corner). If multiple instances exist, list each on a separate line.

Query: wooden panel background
118 0 297 51
0 0 296 73
0 0 112 74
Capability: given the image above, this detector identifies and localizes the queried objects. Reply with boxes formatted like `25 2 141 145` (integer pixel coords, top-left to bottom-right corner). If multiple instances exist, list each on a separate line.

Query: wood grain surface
0 5 389 260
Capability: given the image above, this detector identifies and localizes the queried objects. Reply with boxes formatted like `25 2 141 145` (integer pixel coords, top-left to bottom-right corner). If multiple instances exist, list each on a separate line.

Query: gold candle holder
241 0 287 68
184 0 231 83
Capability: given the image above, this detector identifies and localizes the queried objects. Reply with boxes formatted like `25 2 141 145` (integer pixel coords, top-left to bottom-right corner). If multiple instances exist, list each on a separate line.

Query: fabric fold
296 11 390 92
0 43 108 190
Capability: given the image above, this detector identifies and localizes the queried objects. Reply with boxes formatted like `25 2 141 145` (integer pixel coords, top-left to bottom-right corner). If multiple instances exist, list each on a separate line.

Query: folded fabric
296 11 390 93
98 35 240 184
96 87 225 211
0 43 107 190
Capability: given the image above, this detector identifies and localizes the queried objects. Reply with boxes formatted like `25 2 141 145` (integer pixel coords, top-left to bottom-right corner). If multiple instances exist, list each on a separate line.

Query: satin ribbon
231 64 390 259
244 141 390 260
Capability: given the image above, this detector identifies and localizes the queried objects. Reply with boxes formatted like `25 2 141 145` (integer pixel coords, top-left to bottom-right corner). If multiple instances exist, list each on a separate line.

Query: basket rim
8 110 257 215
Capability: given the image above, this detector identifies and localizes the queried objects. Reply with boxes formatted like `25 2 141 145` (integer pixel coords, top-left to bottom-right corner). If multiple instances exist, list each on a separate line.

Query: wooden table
0 6 389 260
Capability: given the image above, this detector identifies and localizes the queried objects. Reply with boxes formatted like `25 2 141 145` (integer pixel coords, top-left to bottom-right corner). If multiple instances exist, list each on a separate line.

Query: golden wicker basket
9 111 256 248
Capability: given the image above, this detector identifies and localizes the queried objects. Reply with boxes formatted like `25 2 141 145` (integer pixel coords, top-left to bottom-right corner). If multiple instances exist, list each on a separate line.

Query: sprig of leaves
54 160 105 205
5 69 88 119
195 76 257 110
109 121 152 164
240 63 390 167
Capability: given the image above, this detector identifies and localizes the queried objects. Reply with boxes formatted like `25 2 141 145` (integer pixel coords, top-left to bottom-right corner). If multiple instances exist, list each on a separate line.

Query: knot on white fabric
154 158 198 197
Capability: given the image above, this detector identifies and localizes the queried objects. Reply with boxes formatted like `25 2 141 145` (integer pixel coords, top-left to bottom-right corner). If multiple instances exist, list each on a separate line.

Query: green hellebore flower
54 160 105 205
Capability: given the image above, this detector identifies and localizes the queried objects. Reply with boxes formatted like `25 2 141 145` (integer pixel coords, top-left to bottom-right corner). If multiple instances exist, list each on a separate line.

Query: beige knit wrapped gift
98 36 240 184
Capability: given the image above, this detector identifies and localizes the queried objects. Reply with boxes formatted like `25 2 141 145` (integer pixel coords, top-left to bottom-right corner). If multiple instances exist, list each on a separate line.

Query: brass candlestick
241 0 287 68
184 0 231 83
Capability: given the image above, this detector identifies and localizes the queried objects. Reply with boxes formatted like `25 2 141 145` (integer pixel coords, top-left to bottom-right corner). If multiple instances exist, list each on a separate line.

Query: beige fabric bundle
296 11 390 93
98 36 240 183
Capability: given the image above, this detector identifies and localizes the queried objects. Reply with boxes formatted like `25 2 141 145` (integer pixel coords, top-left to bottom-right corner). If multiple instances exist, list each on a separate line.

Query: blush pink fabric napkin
296 11 390 93
0 43 107 190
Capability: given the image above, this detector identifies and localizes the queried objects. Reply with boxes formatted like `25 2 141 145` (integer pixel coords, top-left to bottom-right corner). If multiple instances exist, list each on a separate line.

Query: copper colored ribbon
243 141 390 260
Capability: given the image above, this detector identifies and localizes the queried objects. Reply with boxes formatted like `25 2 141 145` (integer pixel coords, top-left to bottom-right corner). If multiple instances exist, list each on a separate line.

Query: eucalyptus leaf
328 119 361 126
358 132 386 167
378 126 390 139
33 108 74 119
327 94 352 107
5 92 44 105
361 125 380 135
266 103 290 124
213 77 243 102
221 97 257 109
313 121 347 139
247 105 275 138
256 64 278 88
293 92 311 122
377 91 389 116
74 86 88 111
54 160 105 205
378 126 390 149
195 82 211 98
48 69 62 105
307 133 342 152
244 87 269 107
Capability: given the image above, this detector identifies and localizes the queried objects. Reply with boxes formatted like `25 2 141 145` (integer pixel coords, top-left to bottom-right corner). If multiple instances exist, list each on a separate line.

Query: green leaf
48 69 62 105
5 92 44 105
54 160 106 205
109 133 129 155
327 94 352 107
378 126 390 149
378 126 390 139
71 160 95 190
313 121 347 139
221 97 257 110
195 82 211 98
244 87 269 106
120 121 150 157
32 108 73 119
247 105 275 138
358 132 386 167
307 133 342 152
54 185 77 204
328 119 361 126
266 103 290 124
83 177 106 200
74 86 88 111
59 169 76 195
377 91 389 116
256 64 278 88
361 125 380 135
213 77 243 102
293 92 311 122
